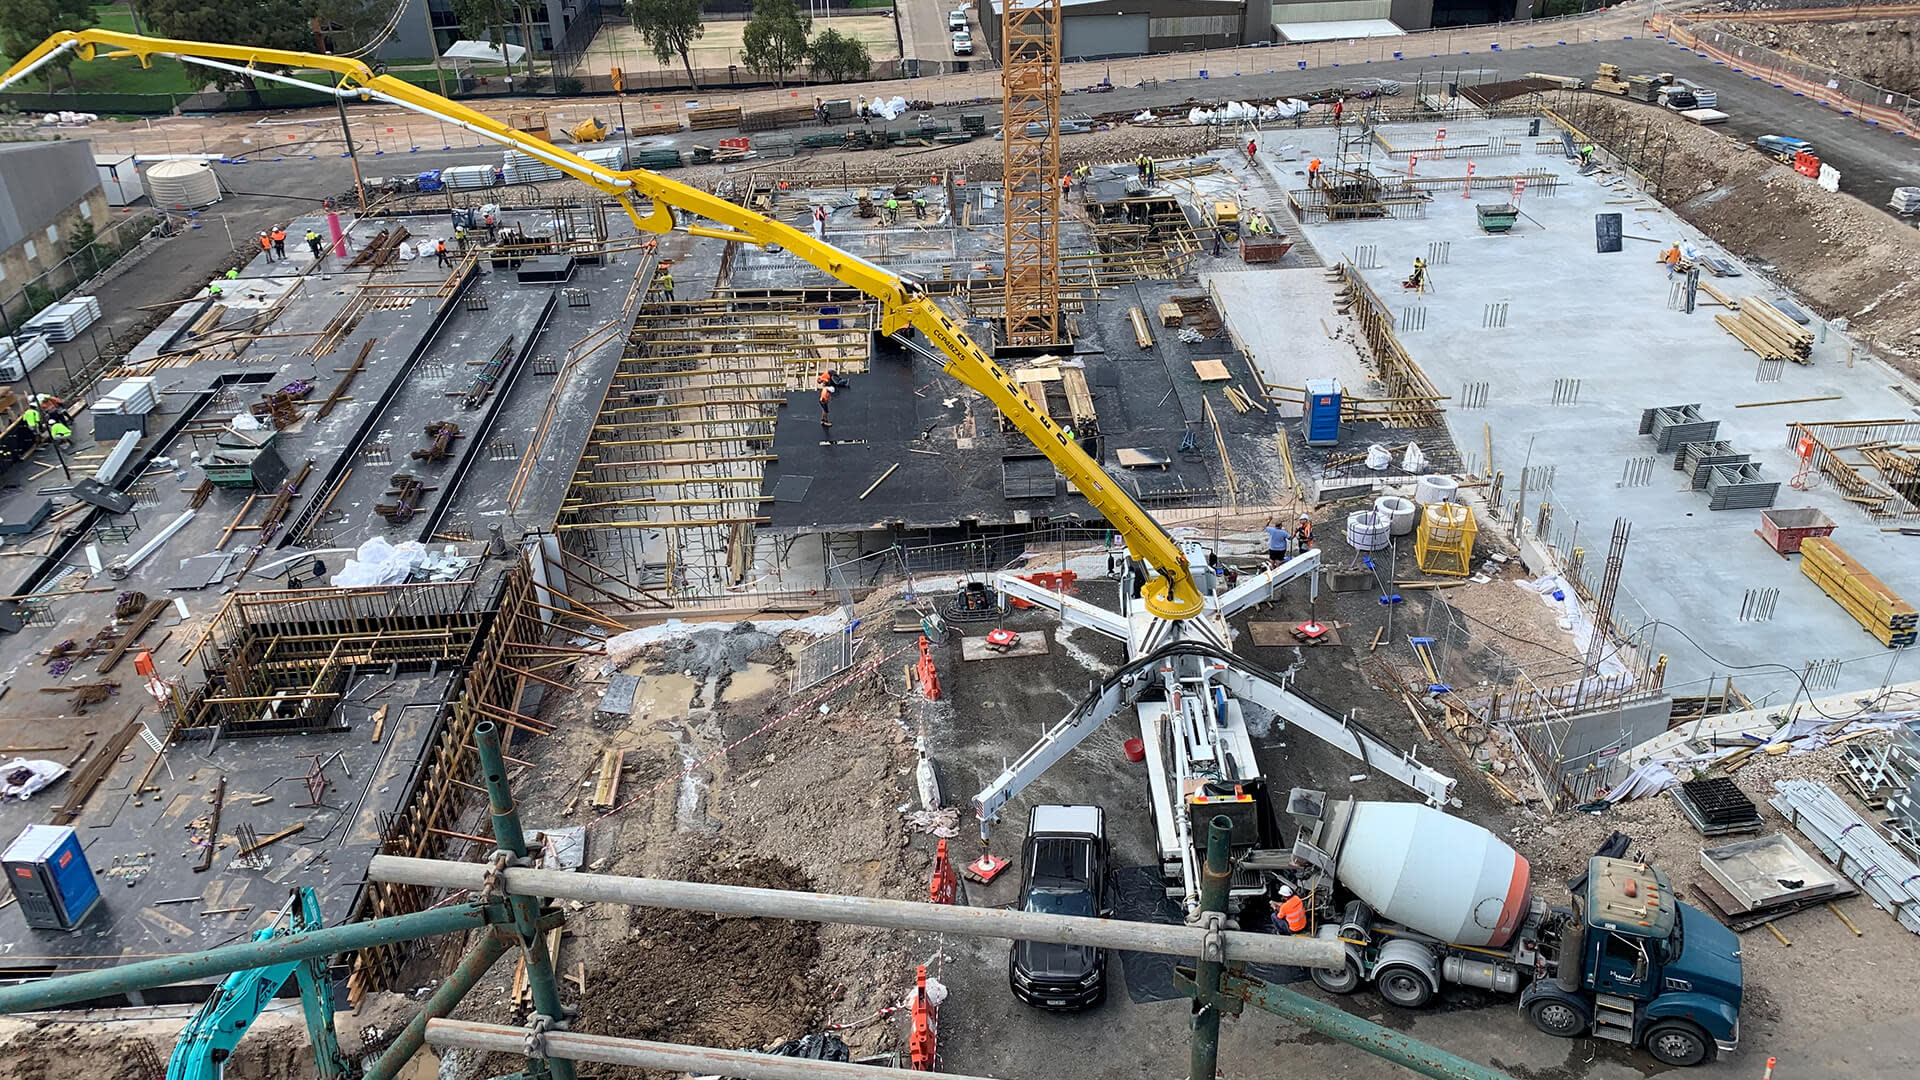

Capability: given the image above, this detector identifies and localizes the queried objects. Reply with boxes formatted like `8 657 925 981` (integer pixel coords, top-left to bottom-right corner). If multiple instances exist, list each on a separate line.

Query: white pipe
425 1020 994 1080
367 855 1345 969
159 53 631 190
124 509 196 573
0 40 77 92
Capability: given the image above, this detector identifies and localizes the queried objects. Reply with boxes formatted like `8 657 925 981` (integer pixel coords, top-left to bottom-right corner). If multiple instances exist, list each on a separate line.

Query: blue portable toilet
3 824 101 931
1304 378 1343 447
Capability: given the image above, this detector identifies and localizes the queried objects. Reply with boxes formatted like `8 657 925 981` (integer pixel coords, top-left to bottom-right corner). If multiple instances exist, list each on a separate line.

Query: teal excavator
166 888 348 1080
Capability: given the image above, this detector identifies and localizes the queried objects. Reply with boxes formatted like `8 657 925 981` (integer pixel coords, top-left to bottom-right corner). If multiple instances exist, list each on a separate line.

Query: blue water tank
1304 378 1343 447
3 824 101 931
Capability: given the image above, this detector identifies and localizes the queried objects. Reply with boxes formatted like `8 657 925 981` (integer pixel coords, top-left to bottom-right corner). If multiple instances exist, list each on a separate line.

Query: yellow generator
1209 201 1240 240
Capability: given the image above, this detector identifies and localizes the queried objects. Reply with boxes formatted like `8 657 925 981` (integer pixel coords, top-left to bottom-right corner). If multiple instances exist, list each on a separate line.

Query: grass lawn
0 4 206 96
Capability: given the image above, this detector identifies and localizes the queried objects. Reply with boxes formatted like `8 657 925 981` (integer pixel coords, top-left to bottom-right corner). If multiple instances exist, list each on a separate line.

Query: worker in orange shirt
1270 884 1307 935
270 226 287 259
1308 158 1323 187
1659 243 1683 276
258 231 274 261
819 385 833 428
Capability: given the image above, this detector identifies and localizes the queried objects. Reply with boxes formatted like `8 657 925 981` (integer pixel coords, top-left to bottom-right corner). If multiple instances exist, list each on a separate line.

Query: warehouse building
981 0 1256 62
0 141 109 304
977 0 1537 58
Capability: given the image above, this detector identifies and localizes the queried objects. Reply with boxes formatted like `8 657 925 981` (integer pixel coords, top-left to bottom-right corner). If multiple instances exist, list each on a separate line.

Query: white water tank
1345 510 1390 552
143 160 221 208
1414 474 1459 505
1337 801 1533 948
1374 495 1418 537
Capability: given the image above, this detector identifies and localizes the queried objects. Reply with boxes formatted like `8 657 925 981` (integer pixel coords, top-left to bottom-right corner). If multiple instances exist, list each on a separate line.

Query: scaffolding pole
425 1019 997 1080
366 855 1344 970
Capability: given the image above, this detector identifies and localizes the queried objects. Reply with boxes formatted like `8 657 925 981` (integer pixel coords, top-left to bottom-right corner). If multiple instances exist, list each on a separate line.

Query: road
141 35 1917 219
898 0 981 73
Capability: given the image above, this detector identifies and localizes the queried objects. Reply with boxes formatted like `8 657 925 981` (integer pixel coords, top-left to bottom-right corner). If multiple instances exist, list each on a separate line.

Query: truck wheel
1527 998 1588 1038
1644 1021 1715 1068
1311 956 1362 995
1373 965 1433 1009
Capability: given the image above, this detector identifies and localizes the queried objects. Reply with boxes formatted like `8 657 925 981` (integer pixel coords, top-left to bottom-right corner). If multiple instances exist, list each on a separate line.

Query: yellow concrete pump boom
1 31 1209 619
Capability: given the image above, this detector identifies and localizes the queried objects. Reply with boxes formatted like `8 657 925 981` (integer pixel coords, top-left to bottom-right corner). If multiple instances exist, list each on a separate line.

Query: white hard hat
1278 885 1293 898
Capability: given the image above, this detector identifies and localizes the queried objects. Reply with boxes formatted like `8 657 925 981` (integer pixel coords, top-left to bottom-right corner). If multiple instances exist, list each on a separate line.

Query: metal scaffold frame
999 0 1063 347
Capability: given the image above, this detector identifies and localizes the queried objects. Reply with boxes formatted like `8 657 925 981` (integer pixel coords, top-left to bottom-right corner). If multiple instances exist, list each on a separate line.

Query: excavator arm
1 29 1206 620
164 888 348 1080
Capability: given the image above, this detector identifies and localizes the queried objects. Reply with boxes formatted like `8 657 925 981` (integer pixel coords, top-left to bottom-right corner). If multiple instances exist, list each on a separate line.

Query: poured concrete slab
1276 119 1920 697
1206 267 1373 405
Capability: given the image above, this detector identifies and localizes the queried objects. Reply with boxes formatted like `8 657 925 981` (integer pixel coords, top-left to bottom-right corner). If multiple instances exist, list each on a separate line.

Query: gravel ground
1499 745 1920 1059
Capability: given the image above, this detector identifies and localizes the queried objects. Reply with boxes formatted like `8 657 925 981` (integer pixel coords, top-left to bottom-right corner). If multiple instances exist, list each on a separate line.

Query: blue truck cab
1521 857 1742 1067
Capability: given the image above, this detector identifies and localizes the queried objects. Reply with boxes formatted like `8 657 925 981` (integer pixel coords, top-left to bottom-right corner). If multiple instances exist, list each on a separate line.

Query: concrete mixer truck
1280 790 1743 1068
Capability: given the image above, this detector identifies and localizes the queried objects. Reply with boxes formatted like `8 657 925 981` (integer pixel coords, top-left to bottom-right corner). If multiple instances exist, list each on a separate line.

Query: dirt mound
579 851 824 1064
1708 12 1920 95
1578 96 1920 371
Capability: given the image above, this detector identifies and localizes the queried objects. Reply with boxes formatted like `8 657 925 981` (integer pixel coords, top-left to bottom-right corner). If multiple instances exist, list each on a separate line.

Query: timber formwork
553 294 876 605
346 564 561 1001
1333 263 1447 428
171 582 487 738
1785 420 1920 523
163 564 589 1001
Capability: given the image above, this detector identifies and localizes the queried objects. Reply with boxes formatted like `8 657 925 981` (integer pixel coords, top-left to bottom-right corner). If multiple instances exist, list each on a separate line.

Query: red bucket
1123 738 1146 763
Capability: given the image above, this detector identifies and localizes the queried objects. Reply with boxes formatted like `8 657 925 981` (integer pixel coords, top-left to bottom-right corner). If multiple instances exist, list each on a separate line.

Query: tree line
628 0 873 89
0 0 578 91
0 0 871 94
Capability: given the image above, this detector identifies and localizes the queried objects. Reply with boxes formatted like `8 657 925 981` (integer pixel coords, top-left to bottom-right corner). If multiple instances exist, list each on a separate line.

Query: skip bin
1757 507 1836 556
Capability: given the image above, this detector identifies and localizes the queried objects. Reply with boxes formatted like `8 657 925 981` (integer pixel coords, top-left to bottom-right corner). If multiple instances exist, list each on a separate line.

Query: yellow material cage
1414 502 1477 577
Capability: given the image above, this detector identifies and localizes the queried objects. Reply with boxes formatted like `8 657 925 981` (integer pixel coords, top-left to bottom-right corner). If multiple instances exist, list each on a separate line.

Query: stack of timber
1715 299 1814 364
740 105 815 132
686 106 744 131
1800 537 1919 647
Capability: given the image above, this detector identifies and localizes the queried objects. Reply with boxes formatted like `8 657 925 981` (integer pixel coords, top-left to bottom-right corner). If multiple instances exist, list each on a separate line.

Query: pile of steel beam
1770 779 1920 934
1640 403 1718 453
1704 461 1781 510
1841 719 1920 841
